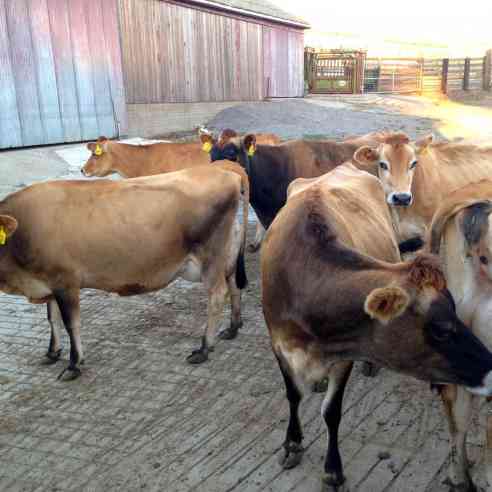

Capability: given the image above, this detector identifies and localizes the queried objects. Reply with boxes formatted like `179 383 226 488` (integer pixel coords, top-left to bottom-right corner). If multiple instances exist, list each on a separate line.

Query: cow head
354 132 433 207
207 129 240 163
364 253 492 394
82 137 112 177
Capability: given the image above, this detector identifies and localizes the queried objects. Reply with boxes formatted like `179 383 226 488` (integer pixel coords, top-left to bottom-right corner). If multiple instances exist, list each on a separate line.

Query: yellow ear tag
94 144 103 156
247 145 255 157
0 226 7 246
202 141 213 153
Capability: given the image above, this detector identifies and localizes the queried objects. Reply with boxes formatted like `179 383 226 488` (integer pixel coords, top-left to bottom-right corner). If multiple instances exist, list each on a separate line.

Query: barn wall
119 0 266 103
0 0 127 149
263 27 304 97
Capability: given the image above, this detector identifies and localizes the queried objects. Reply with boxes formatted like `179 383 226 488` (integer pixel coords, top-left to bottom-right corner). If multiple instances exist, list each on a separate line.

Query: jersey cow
0 164 249 380
354 132 492 252
428 179 492 491
261 164 492 490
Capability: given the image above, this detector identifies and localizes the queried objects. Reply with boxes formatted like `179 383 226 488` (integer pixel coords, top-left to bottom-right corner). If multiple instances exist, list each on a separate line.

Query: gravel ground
206 98 436 140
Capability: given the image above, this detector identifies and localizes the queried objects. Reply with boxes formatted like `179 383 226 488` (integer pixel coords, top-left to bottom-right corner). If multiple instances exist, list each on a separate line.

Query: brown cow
354 132 492 252
81 132 281 179
81 135 213 178
428 179 492 491
261 164 492 490
0 163 249 379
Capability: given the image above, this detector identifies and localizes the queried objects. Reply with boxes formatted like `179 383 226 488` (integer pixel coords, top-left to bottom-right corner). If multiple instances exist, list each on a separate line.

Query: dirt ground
2 94 492 492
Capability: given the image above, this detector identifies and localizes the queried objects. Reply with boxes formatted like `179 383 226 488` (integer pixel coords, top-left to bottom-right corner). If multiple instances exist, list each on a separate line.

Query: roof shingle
181 0 310 28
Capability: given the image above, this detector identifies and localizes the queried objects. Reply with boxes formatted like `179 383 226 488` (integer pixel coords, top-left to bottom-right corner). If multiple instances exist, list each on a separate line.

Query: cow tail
236 164 249 290
215 161 250 290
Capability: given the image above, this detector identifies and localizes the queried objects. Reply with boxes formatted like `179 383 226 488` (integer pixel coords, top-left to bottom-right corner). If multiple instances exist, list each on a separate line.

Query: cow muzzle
466 371 492 396
388 192 412 207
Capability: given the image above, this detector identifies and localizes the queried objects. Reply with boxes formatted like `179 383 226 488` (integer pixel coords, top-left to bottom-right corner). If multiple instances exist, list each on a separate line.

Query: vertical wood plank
68 0 99 139
6 0 44 145
96 0 124 137
28 0 63 143
239 20 250 100
102 0 127 135
262 26 272 98
48 0 81 141
0 0 22 148
231 18 241 100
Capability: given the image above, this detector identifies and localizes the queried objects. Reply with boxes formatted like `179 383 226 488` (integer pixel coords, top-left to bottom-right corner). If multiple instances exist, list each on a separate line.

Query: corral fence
306 48 492 96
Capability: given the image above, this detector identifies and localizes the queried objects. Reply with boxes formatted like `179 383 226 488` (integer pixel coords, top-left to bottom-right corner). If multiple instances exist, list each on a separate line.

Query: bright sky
270 0 492 54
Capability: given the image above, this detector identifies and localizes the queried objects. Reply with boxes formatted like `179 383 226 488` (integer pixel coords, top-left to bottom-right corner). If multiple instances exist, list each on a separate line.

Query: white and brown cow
353 132 492 253
261 164 492 490
428 179 492 491
0 163 249 379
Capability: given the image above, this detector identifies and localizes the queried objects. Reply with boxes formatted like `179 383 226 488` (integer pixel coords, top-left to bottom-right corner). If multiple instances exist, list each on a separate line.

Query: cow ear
364 285 410 324
415 134 433 155
354 146 380 167
243 134 256 156
0 215 18 244
200 133 214 144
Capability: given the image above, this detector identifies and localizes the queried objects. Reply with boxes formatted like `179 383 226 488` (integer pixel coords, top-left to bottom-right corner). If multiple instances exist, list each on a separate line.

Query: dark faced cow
261 164 492 490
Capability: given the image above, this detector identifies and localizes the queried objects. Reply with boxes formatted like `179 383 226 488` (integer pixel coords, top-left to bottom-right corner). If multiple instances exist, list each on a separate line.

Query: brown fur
407 253 447 291
354 131 492 243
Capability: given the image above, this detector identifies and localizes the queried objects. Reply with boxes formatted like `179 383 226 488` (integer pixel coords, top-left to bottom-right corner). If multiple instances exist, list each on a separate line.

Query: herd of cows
2 127 492 490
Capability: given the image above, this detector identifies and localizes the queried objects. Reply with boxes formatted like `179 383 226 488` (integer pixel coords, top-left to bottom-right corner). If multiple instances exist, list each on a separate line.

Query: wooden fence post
463 57 471 90
441 58 449 94
484 49 492 91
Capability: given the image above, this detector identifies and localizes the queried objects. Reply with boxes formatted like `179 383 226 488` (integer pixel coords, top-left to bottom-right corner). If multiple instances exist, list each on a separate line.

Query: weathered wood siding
263 27 304 97
120 0 264 103
0 0 127 149
119 0 305 103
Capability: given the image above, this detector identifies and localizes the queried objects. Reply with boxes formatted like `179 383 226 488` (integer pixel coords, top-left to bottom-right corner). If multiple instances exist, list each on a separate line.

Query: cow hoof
186 349 209 365
278 442 304 469
361 362 380 378
321 472 347 492
57 365 82 381
312 378 329 393
443 476 477 492
219 321 243 340
45 349 62 364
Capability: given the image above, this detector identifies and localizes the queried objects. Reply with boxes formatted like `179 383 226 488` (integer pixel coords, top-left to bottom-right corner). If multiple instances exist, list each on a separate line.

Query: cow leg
218 274 243 340
45 299 62 363
277 355 305 470
187 276 227 364
53 289 84 380
248 222 266 253
321 361 353 490
441 385 476 492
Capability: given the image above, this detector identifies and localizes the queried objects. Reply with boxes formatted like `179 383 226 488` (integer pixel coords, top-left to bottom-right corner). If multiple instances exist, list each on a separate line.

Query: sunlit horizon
271 0 492 57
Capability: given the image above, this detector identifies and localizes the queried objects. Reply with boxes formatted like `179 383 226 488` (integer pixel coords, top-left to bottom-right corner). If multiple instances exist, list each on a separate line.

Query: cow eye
409 160 418 170
379 161 388 170
430 322 453 342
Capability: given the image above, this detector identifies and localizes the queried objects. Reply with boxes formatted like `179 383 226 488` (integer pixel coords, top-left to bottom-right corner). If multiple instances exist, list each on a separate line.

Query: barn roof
180 0 310 29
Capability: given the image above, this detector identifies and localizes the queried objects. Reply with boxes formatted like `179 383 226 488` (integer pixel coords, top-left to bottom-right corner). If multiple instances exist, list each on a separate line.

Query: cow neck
109 142 151 178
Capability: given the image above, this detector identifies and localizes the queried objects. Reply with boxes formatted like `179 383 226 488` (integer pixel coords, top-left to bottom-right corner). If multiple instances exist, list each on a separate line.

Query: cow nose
392 193 412 206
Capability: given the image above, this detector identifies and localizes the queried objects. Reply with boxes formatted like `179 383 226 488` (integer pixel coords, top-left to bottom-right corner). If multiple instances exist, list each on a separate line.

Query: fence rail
306 49 492 95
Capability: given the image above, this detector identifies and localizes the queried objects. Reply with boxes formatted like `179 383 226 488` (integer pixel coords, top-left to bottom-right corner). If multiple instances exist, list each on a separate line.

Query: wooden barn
0 0 309 149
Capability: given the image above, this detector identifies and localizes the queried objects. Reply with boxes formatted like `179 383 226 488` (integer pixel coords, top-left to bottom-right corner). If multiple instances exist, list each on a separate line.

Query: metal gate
363 58 423 94
307 50 365 94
